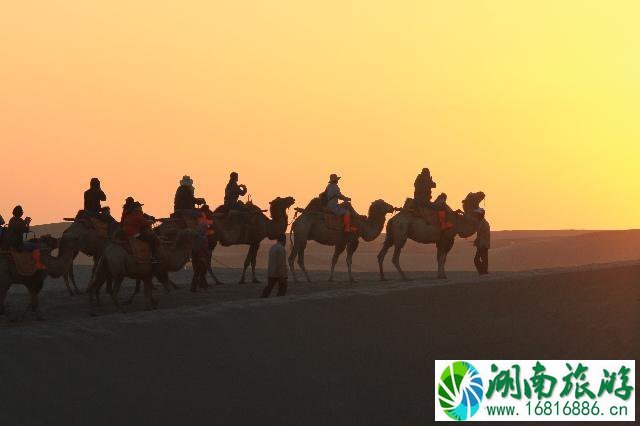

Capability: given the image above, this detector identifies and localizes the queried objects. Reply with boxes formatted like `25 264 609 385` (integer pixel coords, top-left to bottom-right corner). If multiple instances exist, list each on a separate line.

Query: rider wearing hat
325 173 357 233
174 175 206 213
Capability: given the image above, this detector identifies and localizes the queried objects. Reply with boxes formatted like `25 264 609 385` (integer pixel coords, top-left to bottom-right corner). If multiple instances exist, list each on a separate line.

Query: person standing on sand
474 208 490 275
261 234 288 297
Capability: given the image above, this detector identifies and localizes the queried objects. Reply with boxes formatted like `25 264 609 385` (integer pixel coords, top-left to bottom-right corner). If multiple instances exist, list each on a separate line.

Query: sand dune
0 262 638 425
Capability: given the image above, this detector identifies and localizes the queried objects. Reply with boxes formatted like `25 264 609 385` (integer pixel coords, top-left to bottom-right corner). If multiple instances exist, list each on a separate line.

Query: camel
377 192 485 280
0 235 77 320
87 228 198 315
58 220 110 295
207 196 296 284
288 199 397 283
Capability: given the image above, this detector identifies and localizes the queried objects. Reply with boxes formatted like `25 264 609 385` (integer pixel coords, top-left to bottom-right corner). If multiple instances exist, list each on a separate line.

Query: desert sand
1 225 639 424
0 251 638 425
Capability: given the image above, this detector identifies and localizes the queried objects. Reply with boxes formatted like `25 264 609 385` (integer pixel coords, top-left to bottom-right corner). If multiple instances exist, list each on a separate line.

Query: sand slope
0 262 638 425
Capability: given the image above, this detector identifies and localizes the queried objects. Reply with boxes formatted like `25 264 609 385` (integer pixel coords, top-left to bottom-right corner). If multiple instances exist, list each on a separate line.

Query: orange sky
1 1 638 229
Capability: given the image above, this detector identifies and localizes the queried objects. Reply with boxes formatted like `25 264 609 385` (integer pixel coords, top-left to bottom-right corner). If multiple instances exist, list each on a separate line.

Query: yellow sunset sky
1 1 638 229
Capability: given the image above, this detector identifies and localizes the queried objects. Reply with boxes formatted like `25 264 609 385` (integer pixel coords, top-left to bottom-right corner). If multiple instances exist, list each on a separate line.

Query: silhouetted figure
325 173 356 233
474 208 490 275
224 172 248 211
174 175 206 213
261 234 288 297
0 214 5 242
413 168 437 208
84 178 107 214
121 201 160 262
2 206 32 251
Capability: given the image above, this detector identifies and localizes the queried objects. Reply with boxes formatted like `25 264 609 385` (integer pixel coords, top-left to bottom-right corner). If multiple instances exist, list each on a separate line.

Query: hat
329 173 341 183
180 175 194 187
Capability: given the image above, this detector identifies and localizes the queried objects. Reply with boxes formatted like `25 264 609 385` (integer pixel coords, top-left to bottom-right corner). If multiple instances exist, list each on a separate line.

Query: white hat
180 175 194 187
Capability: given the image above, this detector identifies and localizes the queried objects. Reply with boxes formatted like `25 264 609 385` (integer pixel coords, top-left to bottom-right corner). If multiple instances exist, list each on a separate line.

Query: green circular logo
438 361 484 421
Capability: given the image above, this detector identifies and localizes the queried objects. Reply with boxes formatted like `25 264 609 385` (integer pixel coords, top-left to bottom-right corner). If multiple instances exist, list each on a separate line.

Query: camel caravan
0 169 490 320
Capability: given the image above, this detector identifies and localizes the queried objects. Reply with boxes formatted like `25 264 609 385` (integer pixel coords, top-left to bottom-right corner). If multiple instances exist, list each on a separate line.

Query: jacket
267 243 288 278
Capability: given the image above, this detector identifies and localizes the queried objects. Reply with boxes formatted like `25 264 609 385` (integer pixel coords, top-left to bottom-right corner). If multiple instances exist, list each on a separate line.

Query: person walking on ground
261 234 288 297
473 208 490 275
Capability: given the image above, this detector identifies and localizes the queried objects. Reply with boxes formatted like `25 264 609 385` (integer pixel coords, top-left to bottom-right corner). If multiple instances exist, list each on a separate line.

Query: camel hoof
350 279 358 284
238 280 247 285
252 279 261 284
215 281 224 286
437 274 447 280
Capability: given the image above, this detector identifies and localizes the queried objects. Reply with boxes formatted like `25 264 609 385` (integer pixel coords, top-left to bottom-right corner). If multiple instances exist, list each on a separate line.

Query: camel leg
0 283 8 317
88 258 106 316
436 237 454 279
297 247 311 283
125 279 142 305
238 246 253 284
110 276 126 313
288 245 298 283
250 243 261 284
391 245 410 281
346 239 359 283
143 277 157 310
27 287 44 321
69 266 81 295
377 238 393 281
207 264 224 286
63 271 74 296
328 243 346 282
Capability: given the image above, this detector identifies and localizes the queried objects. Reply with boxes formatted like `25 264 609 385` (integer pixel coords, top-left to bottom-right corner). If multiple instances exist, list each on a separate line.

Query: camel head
268 196 296 218
368 199 396 218
37 234 59 252
462 191 485 215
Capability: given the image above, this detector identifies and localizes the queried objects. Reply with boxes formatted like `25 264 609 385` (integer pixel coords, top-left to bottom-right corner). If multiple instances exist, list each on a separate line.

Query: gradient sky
1 1 638 229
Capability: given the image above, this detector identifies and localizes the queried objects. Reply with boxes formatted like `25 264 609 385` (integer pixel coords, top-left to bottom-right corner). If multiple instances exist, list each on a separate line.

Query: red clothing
121 210 150 237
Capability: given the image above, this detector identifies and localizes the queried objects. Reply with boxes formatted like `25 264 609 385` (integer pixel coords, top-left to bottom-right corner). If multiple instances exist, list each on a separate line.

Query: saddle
323 211 344 231
414 207 441 227
128 237 152 264
89 217 110 239
9 249 40 276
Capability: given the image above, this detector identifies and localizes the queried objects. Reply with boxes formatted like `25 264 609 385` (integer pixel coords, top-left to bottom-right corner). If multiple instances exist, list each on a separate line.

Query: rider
83 177 117 232
413 168 437 208
174 175 206 215
84 178 106 214
121 201 160 262
2 206 44 269
196 204 215 254
325 173 357 233
224 172 248 212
